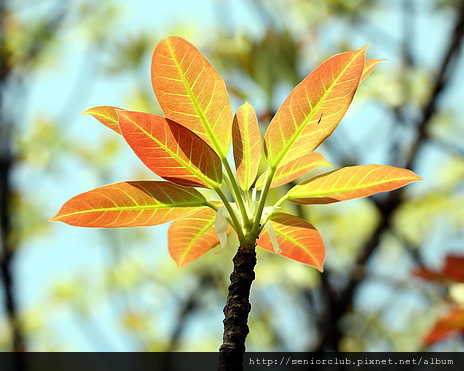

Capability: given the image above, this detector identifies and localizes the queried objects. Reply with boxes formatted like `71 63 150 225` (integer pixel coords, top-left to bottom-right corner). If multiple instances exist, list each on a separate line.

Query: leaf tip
81 106 108 116
49 214 61 223
324 160 334 169
175 260 186 269
408 170 423 182
114 108 127 118
241 101 252 109
313 252 326 272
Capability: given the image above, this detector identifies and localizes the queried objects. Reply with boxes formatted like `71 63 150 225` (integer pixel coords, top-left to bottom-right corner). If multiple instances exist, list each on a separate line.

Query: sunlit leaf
255 153 332 189
168 203 230 267
151 36 233 158
264 46 367 168
50 181 206 228
232 102 262 191
257 213 325 270
118 110 222 188
288 165 421 204
423 309 464 346
361 59 384 81
82 106 125 134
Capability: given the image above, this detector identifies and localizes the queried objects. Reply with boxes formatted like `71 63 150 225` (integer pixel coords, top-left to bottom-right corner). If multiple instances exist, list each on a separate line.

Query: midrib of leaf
290 176 414 198
275 162 316 182
95 112 116 123
178 218 215 266
167 40 225 159
273 227 319 263
241 109 252 188
54 203 206 219
165 41 250 233
272 49 364 168
127 116 220 187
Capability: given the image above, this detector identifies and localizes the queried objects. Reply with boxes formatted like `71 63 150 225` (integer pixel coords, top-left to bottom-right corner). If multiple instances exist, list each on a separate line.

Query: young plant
51 37 421 364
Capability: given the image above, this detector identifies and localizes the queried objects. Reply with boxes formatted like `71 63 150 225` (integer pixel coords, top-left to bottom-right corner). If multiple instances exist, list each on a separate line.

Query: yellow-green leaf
264 46 367 168
288 165 422 204
232 102 262 191
151 36 233 158
255 153 332 189
50 181 206 228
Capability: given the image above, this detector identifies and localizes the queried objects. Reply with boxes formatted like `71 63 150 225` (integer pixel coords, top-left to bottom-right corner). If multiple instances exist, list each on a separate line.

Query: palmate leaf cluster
51 37 420 270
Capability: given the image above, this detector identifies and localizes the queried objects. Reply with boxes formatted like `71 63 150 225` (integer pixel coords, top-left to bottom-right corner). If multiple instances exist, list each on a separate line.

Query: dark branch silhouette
312 0 464 351
0 0 66 352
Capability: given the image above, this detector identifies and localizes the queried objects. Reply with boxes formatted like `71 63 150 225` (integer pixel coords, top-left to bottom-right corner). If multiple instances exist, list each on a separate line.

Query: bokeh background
1 0 464 352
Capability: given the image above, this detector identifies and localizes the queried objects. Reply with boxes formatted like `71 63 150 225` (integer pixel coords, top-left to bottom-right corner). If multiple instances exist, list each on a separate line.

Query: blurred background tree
1 0 463 352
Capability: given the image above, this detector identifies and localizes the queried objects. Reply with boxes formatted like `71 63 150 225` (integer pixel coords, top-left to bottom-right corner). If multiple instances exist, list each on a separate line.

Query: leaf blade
288 165 422 205
255 153 332 189
168 205 229 267
50 181 206 228
423 309 464 346
82 106 125 134
361 59 384 81
257 213 325 270
151 36 233 158
232 102 262 191
264 47 367 167
118 110 222 188
414 255 464 283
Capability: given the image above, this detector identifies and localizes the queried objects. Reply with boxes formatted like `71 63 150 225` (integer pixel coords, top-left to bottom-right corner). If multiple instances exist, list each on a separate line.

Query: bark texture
218 242 257 371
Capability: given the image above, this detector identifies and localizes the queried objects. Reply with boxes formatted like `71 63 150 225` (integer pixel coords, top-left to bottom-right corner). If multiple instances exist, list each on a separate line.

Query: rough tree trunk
218 242 257 371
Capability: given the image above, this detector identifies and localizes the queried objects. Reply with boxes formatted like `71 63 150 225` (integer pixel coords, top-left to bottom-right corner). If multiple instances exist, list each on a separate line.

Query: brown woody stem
218 242 257 371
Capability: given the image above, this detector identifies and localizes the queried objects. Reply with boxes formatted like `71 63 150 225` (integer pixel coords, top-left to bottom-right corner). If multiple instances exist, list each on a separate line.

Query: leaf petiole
222 159 251 229
258 194 289 232
250 167 276 236
205 200 235 228
213 186 246 242
273 193 289 209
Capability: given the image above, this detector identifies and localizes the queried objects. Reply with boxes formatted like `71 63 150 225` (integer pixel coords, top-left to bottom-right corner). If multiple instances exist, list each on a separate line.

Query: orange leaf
50 181 206 228
232 102 262 191
361 59 384 81
443 255 464 282
151 36 233 158
288 165 421 204
413 267 450 283
423 309 464 346
118 110 222 188
168 204 230 267
257 213 325 271
414 255 464 283
255 153 332 189
82 106 125 134
264 46 367 168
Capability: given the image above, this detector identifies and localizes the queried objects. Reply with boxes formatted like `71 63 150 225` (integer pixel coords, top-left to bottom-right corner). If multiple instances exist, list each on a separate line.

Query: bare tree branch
312 0 464 351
